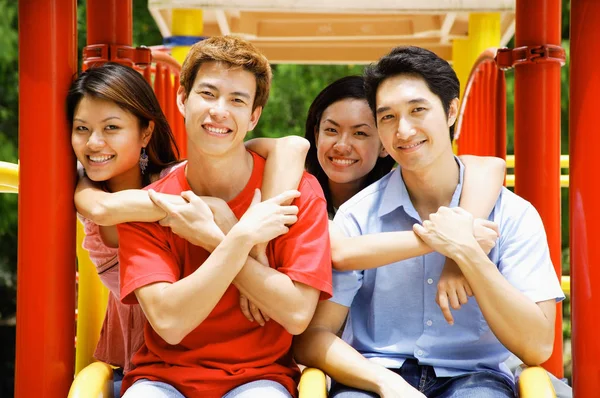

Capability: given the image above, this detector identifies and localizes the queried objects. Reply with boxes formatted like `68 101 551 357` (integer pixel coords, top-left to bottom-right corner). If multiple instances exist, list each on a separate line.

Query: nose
396 117 417 141
86 130 105 150
332 133 352 156
209 100 229 121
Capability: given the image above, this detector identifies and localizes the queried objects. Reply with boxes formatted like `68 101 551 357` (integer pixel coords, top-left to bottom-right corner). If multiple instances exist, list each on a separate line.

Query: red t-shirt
118 152 332 397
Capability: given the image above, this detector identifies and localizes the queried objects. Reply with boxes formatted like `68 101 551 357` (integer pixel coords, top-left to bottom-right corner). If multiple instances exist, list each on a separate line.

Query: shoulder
144 162 188 194
494 188 546 241
338 170 393 215
298 172 326 202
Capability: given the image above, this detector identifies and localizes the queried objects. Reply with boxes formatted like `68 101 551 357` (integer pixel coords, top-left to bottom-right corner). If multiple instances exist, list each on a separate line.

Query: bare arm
74 176 185 226
294 301 423 397
246 135 309 201
331 156 506 271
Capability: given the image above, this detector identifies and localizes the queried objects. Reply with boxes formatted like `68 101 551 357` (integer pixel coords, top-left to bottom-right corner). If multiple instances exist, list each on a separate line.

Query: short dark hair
305 75 395 215
364 46 460 140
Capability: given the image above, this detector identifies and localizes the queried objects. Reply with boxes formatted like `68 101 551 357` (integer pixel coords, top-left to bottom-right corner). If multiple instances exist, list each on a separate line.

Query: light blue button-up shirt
331 158 564 381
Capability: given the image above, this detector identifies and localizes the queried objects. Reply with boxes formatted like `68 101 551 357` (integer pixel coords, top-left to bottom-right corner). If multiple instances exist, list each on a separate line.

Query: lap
121 379 185 398
329 382 379 398
430 372 516 398
223 379 292 398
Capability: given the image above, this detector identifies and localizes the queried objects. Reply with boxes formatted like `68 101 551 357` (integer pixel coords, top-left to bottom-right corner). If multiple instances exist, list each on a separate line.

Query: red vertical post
514 0 563 377
570 1 600 396
495 70 507 161
15 0 77 396
87 0 132 46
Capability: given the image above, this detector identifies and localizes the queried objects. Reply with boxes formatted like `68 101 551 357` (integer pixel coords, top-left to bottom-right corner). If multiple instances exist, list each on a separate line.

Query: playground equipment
9 0 600 396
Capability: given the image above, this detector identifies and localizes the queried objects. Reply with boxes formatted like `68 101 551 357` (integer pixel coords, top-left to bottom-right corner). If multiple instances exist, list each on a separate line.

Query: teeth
331 158 357 166
89 155 114 162
400 141 424 149
205 126 229 134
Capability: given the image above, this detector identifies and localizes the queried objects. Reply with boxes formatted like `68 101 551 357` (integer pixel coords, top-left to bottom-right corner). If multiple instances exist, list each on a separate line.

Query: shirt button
426 320 433 326
417 350 424 356
427 278 434 285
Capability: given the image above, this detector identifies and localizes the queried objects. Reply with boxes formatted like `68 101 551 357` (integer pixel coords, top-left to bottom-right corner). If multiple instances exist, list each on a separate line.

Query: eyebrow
73 116 121 123
376 97 431 114
198 83 251 100
322 118 371 129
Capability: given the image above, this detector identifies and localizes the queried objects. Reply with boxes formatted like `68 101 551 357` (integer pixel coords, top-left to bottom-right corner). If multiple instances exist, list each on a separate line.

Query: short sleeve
118 222 181 304
497 204 565 303
329 209 364 307
271 177 333 300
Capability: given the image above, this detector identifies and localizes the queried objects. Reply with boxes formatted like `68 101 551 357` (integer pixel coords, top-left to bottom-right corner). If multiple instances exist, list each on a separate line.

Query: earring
139 148 149 174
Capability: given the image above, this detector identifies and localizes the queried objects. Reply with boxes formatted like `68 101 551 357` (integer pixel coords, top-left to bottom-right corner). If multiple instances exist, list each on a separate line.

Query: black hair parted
364 46 460 140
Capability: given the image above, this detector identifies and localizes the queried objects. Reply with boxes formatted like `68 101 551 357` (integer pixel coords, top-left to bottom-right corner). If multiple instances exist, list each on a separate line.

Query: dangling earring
139 148 149 174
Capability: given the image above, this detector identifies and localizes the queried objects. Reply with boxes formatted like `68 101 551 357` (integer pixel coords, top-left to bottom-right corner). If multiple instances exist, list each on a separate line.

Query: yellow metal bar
298 368 328 398
68 361 114 398
506 154 569 169
505 175 569 188
171 9 204 65
0 161 18 193
75 220 109 375
452 13 501 99
518 366 557 398
561 275 570 296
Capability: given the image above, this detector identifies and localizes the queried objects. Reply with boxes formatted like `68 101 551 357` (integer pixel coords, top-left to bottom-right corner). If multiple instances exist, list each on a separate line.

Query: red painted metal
15 1 77 396
496 45 566 70
514 0 563 377
455 49 506 160
570 1 600 395
87 0 132 46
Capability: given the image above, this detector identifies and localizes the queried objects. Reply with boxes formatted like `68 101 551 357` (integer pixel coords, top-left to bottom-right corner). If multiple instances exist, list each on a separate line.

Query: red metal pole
15 0 77 396
514 0 563 377
87 0 132 46
495 70 507 161
570 1 600 395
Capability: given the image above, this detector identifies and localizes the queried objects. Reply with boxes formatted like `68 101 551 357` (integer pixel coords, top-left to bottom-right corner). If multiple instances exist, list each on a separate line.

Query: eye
412 107 426 113
380 114 394 122
323 128 337 135
74 125 89 132
105 125 119 131
232 98 246 104
200 91 215 98
355 131 368 137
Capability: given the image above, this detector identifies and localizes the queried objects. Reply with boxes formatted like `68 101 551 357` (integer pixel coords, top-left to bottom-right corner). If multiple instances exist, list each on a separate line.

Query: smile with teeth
399 140 426 149
330 157 358 166
88 154 115 163
204 125 231 135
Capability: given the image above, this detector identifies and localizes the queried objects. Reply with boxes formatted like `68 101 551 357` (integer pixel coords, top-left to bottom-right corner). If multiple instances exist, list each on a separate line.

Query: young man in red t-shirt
118 36 332 398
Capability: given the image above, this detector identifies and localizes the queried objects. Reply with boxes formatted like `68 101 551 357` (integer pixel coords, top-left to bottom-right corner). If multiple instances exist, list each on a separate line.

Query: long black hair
305 75 395 215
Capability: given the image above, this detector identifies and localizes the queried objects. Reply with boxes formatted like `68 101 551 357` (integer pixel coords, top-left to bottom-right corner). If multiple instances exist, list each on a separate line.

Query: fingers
181 190 200 203
282 215 298 226
465 283 474 297
239 295 253 322
437 291 454 325
267 190 301 205
148 189 177 213
280 205 299 216
413 223 427 236
447 288 461 310
250 189 262 206
249 302 266 326
456 286 469 306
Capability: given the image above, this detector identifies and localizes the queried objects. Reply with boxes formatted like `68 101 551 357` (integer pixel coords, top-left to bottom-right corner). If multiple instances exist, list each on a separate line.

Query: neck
186 144 254 202
402 153 459 220
107 165 143 193
328 176 366 209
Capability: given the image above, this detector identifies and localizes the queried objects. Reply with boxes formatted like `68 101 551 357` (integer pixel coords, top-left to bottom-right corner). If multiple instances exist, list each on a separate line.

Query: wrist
452 241 487 268
227 225 256 252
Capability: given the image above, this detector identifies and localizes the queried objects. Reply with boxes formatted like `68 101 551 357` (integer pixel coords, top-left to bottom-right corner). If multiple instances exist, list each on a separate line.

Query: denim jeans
330 359 516 398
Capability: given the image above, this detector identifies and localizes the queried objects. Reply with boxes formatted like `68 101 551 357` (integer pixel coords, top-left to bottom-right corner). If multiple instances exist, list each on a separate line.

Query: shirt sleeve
497 203 565 303
271 178 333 300
329 209 364 308
118 222 180 305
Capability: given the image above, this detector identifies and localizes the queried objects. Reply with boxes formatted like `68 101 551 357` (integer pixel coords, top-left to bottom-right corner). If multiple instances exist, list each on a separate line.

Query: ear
378 144 389 158
447 98 459 127
247 106 263 131
176 86 187 118
141 121 154 147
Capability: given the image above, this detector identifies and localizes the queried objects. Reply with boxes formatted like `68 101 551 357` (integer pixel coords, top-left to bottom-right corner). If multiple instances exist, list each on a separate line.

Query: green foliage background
0 0 572 395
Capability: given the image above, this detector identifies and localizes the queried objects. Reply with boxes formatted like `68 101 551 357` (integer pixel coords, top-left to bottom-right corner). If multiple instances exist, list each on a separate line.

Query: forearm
75 178 185 226
138 230 253 344
256 136 309 201
294 328 394 395
331 230 432 271
233 258 318 334
459 155 505 218
453 245 554 364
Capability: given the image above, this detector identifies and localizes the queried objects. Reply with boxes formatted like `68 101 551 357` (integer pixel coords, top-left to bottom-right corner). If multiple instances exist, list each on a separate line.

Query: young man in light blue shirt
294 46 564 398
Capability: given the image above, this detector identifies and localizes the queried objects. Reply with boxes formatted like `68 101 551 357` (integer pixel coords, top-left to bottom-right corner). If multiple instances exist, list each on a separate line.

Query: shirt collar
377 156 465 221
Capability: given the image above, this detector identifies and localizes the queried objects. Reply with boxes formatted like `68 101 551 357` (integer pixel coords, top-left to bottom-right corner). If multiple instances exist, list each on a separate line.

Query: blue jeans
122 378 291 398
330 359 516 398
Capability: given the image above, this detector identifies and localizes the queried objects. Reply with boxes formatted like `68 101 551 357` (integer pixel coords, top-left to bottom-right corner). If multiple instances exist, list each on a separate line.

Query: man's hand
376 370 426 398
436 260 473 325
148 189 223 251
473 218 499 254
233 189 300 246
413 207 480 260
